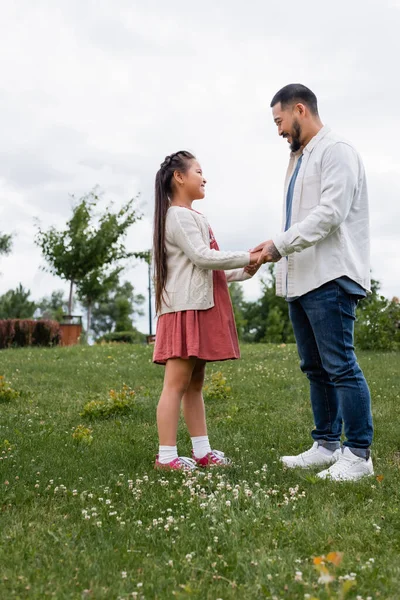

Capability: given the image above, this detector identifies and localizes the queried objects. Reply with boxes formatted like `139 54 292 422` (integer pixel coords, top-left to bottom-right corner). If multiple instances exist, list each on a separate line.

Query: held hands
244 241 282 277
245 250 263 276
251 240 282 265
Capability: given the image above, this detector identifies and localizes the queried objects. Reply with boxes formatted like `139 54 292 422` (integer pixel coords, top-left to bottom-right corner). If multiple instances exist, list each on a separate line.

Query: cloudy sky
1 0 399 334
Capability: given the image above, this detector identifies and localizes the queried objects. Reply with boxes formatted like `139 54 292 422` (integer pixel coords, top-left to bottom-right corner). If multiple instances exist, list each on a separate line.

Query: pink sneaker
193 449 232 467
155 455 197 471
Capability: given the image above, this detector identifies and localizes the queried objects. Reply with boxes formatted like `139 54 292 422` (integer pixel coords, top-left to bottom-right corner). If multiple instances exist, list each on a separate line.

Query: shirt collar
302 124 331 154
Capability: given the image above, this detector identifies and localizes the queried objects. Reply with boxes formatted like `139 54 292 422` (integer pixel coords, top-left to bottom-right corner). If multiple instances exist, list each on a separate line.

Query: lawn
0 343 399 599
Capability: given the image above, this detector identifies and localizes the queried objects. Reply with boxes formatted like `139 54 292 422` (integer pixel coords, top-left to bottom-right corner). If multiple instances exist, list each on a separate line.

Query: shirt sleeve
273 143 359 257
169 208 250 270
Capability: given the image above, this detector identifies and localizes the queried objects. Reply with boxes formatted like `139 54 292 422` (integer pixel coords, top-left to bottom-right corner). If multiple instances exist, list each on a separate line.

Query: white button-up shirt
273 126 371 298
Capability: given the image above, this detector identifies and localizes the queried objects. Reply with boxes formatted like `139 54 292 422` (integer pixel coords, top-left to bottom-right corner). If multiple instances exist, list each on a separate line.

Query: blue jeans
288 281 373 458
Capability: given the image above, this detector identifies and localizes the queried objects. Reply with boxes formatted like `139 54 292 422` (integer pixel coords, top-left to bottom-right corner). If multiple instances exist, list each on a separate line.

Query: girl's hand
244 263 261 277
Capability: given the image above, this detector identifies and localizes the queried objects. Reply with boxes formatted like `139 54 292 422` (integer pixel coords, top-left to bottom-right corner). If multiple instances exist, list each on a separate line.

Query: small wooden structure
59 315 83 346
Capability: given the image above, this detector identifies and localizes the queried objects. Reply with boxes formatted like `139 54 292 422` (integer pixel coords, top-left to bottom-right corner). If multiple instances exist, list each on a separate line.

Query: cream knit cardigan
158 206 251 315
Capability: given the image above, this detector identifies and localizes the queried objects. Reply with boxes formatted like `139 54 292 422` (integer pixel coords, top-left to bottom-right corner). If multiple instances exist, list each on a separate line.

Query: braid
153 150 195 314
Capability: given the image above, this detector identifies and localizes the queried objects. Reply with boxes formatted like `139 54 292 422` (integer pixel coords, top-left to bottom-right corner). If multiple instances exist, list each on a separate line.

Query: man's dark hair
270 84 319 115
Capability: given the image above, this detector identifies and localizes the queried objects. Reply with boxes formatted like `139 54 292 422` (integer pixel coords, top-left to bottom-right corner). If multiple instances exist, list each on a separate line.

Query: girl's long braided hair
153 150 195 314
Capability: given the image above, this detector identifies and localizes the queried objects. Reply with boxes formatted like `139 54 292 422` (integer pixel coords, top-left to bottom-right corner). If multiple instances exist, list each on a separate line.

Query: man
254 83 374 481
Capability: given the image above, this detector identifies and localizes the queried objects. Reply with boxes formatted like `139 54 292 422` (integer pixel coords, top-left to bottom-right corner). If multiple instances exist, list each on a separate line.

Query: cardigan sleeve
169 208 250 270
225 268 252 282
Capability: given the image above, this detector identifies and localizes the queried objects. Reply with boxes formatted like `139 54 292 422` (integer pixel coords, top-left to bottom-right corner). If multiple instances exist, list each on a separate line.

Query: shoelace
178 456 197 470
324 454 354 475
211 450 231 465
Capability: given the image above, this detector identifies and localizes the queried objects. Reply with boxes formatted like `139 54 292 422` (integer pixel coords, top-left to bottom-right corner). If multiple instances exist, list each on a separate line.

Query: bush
72 425 93 445
355 295 400 351
80 384 136 419
204 371 232 401
96 329 146 344
0 376 20 403
0 319 61 348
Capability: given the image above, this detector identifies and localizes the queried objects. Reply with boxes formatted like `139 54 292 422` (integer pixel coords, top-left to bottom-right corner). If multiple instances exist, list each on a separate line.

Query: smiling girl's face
174 159 207 200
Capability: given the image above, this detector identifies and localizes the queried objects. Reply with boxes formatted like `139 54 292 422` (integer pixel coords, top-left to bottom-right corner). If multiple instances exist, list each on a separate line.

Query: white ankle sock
191 435 211 459
158 445 178 464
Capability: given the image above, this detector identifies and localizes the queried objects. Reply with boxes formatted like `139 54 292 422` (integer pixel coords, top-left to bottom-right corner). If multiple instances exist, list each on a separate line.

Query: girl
152 150 261 470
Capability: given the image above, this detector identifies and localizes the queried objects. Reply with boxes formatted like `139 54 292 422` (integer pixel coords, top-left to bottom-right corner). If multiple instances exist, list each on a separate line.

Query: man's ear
294 102 306 117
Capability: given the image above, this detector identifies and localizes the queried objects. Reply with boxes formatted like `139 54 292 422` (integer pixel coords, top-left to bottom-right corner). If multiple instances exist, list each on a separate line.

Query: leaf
341 579 356 594
326 551 343 566
376 475 384 483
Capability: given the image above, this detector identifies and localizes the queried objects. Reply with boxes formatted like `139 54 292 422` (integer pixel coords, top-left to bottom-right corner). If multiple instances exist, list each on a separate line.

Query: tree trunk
68 280 74 316
87 302 92 336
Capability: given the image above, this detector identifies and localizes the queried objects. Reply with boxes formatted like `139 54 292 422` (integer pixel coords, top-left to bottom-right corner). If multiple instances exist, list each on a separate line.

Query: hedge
0 319 61 349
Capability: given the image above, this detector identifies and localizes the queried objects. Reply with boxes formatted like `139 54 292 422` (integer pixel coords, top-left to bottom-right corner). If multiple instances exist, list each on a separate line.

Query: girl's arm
170 208 250 271
225 268 252 282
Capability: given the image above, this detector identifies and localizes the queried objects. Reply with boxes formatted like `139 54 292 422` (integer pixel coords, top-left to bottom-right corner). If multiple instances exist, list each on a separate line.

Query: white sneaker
280 442 340 469
317 447 374 481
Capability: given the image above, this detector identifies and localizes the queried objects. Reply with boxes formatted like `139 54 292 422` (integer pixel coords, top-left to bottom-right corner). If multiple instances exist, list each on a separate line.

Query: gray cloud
0 0 399 333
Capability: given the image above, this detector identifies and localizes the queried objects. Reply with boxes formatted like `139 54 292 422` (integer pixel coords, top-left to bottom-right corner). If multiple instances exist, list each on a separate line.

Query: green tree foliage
0 284 36 319
91 280 145 338
0 232 12 256
355 279 400 350
228 282 247 341
240 265 294 343
76 267 122 334
36 290 68 322
35 190 142 316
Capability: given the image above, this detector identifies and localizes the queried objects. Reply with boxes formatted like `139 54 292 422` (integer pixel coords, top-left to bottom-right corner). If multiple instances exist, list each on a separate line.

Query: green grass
0 343 399 599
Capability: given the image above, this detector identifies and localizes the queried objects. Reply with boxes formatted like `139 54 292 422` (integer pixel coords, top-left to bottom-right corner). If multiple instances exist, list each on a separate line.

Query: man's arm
272 143 359 258
255 143 360 263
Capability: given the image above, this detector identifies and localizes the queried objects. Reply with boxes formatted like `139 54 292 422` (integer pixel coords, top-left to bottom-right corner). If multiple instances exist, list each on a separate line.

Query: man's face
272 102 302 152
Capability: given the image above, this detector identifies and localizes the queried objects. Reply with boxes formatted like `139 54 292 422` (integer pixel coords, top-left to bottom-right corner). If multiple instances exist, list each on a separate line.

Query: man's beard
290 120 302 152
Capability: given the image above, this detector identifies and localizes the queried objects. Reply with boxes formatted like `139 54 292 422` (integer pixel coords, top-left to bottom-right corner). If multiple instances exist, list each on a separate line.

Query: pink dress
153 225 240 365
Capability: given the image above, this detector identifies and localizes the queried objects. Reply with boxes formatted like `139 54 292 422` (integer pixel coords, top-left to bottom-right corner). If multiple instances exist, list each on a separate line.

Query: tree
228 282 247 340
0 232 12 256
90 280 145 338
265 306 285 343
355 278 400 350
241 265 295 343
76 267 122 334
35 190 142 316
0 284 36 319
36 290 68 322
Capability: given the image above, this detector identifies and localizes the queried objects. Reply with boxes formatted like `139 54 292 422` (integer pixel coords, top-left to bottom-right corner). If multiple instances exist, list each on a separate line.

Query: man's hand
254 240 282 265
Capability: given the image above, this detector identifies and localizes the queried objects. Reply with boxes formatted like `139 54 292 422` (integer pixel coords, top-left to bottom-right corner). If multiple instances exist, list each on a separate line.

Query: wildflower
294 571 303 582
318 573 334 584
121 571 127 578
225 500 231 507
